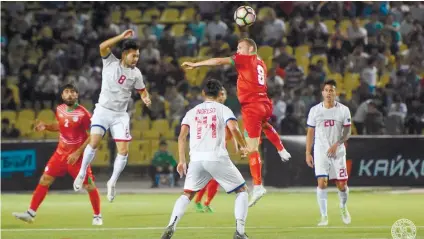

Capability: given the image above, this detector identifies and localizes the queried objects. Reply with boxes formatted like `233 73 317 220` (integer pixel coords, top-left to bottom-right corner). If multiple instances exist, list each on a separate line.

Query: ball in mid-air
234 6 256 27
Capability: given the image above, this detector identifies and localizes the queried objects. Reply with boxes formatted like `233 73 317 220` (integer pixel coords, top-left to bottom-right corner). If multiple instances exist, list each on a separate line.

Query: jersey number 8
117 75 126 84
257 65 265 86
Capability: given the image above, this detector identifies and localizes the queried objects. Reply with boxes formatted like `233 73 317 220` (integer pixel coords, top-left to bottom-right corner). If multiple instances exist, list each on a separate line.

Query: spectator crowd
2 1 424 139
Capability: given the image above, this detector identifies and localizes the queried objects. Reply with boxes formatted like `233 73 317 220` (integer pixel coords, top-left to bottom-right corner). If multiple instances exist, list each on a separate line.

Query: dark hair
2 118 10 124
60 83 78 94
322 79 337 89
121 39 139 53
159 140 167 146
203 79 223 98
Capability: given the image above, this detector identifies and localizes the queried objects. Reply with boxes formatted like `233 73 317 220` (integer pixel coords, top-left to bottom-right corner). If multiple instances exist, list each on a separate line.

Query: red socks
29 184 49 212
88 189 101 215
204 180 219 206
262 122 284 151
195 186 207 203
249 151 262 185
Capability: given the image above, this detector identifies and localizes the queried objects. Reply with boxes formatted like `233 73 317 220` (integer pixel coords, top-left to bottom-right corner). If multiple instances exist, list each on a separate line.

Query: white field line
2 226 424 232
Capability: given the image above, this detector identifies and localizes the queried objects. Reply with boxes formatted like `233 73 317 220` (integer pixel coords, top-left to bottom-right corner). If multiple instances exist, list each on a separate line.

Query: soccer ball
234 6 256 27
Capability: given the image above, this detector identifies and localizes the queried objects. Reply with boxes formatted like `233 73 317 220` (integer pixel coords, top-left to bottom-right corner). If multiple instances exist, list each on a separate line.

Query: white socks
79 145 97 176
168 195 190 229
235 191 248 234
109 154 128 185
338 186 349 208
317 187 328 217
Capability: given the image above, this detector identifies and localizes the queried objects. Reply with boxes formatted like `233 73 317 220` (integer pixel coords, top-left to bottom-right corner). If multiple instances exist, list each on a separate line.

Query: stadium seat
296 56 310 74
162 131 175 140
152 119 170 135
37 109 55 122
399 43 408 52
168 1 189 7
7 84 21 106
16 119 33 136
132 118 150 131
160 8 180 23
180 7 196 22
340 19 351 33
128 140 151 165
257 7 272 21
295 45 310 58
167 140 178 159
171 24 186 37
143 130 160 139
258 46 273 60
324 20 336 34
111 10 122 24
134 99 144 116
198 46 211 57
18 109 35 122
124 9 142 23
285 45 294 56
2 110 16 122
343 73 361 99
92 141 110 167
137 24 147 39
131 129 142 140
150 140 160 159
377 73 391 88
142 8 161 22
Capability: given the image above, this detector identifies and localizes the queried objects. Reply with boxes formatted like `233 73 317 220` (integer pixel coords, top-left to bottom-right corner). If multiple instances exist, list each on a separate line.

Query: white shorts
90 104 132 141
184 159 245 193
314 152 348 181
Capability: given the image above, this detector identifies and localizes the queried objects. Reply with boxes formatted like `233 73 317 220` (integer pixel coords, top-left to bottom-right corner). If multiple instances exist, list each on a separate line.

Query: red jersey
55 104 91 155
231 54 270 104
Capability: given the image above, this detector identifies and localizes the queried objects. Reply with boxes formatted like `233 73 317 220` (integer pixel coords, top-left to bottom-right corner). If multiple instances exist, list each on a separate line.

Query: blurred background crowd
2 1 424 142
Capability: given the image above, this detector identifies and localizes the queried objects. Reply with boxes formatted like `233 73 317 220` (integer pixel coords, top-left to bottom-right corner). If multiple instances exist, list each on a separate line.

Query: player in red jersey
12 84 102 225
182 38 291 207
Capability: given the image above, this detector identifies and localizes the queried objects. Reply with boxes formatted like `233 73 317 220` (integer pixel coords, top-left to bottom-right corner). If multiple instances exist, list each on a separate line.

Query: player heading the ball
181 38 291 207
73 30 151 203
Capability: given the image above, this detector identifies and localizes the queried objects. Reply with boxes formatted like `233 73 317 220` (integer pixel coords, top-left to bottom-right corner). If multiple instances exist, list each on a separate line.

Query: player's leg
74 107 110 191
194 182 208 213
332 156 351 224
203 179 219 213
206 160 248 239
107 112 132 202
13 154 65 223
162 161 211 239
167 165 175 187
315 153 330 226
69 161 102 225
262 121 291 161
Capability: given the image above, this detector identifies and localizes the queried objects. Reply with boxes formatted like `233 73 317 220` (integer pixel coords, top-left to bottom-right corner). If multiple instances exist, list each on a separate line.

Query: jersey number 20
257 65 265 86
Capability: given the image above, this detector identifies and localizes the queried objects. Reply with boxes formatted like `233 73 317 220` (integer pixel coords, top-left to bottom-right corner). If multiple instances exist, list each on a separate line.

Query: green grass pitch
2 192 423 239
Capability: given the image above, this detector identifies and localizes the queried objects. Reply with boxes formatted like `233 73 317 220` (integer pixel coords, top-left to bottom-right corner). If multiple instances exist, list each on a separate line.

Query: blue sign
1 150 37 178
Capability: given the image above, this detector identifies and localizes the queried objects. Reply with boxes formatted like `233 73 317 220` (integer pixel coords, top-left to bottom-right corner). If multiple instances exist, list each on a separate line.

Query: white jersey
98 53 145 112
181 101 237 161
307 102 351 156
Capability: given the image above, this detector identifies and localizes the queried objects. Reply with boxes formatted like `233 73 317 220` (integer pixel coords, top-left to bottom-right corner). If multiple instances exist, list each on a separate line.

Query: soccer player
193 87 234 213
306 80 352 226
181 38 291 207
12 84 102 225
73 30 151 202
161 80 249 239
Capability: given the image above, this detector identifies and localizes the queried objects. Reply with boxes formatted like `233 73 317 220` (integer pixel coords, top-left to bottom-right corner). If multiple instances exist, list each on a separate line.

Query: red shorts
241 101 273 138
44 151 95 185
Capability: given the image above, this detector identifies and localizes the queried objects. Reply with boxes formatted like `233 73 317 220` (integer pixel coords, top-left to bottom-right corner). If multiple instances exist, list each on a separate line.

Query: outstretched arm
181 57 232 69
99 29 134 58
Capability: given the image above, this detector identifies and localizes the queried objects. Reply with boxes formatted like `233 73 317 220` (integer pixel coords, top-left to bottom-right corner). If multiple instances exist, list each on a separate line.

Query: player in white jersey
161 80 250 239
306 80 352 226
73 30 151 202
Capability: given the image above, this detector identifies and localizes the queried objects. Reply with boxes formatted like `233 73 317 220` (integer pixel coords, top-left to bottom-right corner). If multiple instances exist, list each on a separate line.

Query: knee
39 174 54 187
89 136 102 149
117 149 128 156
336 181 347 191
317 178 328 189
116 143 129 156
183 191 196 200
236 185 248 193
156 166 163 172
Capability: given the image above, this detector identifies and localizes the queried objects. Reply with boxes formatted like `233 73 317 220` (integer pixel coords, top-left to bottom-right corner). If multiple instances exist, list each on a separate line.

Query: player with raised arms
73 30 151 202
12 84 102 225
181 38 291 207
306 80 352 226
161 79 250 239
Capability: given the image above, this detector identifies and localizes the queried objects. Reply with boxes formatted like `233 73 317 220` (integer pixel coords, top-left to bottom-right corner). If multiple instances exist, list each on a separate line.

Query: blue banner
1 150 37 178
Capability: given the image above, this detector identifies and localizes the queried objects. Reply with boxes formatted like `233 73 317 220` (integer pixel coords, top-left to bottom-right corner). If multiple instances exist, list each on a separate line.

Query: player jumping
73 30 151 202
12 84 102 225
161 79 250 239
181 38 291 207
306 80 352 226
